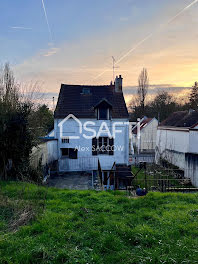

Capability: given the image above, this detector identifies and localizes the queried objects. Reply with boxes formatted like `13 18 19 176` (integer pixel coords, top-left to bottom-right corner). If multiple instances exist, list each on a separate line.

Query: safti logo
58 114 133 140
58 114 82 139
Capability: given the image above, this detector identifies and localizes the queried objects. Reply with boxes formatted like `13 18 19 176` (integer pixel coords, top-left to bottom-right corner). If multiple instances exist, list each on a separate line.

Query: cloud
124 85 191 95
14 0 198 98
123 85 191 105
10 26 32 30
43 47 59 57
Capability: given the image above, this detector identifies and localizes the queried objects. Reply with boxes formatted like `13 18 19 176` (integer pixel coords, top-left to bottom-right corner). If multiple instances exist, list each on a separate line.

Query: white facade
156 126 198 187
54 117 130 172
132 118 158 153
189 128 198 154
30 140 58 168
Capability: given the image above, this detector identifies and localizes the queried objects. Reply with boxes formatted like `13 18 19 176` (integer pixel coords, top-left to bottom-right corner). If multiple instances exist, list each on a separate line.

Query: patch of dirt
9 207 35 232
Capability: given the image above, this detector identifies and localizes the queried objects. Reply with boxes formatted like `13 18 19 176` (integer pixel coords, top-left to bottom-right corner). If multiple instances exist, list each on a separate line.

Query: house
132 116 158 153
30 129 58 172
155 110 198 187
46 75 133 189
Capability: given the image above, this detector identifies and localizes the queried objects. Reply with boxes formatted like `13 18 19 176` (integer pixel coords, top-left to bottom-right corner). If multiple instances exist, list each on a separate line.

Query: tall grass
0 181 198 263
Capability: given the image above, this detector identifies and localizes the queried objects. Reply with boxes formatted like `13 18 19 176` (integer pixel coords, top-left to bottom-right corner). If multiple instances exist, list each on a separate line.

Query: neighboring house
30 130 58 170
132 117 158 153
44 75 133 189
155 110 198 187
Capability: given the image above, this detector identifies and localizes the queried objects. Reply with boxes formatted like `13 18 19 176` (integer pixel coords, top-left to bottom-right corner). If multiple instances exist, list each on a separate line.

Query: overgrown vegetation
0 181 198 263
0 63 53 182
29 104 54 144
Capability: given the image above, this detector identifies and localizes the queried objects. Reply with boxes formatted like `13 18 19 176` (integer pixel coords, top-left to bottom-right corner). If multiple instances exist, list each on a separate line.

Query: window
99 137 108 154
69 148 78 159
62 137 69 143
98 108 108 120
61 148 78 159
95 100 111 120
61 148 69 157
92 137 114 155
82 88 91 94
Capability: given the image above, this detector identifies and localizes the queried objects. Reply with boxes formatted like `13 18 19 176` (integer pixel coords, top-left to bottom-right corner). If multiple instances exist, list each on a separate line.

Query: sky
1 0 198 105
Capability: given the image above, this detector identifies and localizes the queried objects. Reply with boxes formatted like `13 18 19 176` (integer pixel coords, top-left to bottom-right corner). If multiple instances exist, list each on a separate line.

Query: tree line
128 68 198 122
1 64 198 182
0 63 53 182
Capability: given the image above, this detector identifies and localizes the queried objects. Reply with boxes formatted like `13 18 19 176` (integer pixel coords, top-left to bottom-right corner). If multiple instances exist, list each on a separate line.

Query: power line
94 0 198 81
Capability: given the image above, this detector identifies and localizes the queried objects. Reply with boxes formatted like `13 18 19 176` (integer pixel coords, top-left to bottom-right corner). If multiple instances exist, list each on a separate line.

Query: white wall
140 119 158 151
156 127 198 186
155 128 189 169
185 153 198 187
156 128 189 153
31 143 48 168
54 118 129 171
132 119 158 152
47 140 58 163
30 140 58 169
189 130 198 154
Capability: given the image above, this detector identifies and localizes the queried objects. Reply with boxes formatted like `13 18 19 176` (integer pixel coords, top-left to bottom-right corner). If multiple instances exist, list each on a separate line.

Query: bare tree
137 68 149 113
0 63 19 109
189 81 198 109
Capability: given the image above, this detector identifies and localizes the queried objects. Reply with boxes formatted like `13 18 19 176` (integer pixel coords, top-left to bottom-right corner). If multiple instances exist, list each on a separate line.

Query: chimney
115 75 123 92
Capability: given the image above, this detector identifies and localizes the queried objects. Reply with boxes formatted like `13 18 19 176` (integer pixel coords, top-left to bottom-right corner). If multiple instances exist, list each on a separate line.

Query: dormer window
98 108 109 120
94 99 112 120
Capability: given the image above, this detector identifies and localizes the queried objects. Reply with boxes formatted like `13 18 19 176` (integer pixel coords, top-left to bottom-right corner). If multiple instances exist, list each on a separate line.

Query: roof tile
54 84 129 119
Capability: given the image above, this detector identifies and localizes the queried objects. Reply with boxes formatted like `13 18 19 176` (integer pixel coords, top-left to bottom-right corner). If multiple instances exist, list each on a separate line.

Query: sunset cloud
11 0 198 107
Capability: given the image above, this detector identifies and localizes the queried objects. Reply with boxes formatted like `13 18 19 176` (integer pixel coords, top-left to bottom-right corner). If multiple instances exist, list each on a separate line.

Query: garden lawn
0 181 198 264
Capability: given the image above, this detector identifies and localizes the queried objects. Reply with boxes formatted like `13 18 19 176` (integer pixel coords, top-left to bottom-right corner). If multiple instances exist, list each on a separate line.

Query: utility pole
137 118 141 155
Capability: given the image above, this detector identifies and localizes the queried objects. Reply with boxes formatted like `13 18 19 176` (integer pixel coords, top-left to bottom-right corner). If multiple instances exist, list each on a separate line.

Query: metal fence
130 164 198 193
59 157 98 172
131 178 198 193
131 153 155 165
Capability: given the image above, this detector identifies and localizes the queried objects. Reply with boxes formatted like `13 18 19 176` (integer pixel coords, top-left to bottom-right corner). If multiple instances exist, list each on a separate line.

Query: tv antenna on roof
52 96 55 112
112 56 119 82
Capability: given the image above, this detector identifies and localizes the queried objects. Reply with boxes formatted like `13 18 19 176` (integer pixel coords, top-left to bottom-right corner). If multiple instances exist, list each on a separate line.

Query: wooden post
144 162 147 190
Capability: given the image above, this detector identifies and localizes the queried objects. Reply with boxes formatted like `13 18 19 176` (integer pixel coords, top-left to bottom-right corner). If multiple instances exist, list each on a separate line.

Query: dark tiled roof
160 111 198 128
54 84 129 119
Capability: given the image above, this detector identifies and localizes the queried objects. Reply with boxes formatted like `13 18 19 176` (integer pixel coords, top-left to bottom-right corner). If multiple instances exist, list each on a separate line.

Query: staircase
115 164 134 189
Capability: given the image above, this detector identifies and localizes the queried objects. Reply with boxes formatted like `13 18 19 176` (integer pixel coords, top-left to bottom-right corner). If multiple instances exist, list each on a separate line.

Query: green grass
0 181 198 264
131 165 192 190
132 166 151 189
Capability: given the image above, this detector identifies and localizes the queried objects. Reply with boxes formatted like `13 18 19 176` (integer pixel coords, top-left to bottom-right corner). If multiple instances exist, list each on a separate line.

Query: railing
59 157 98 172
131 164 198 193
131 178 198 193
131 153 155 164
